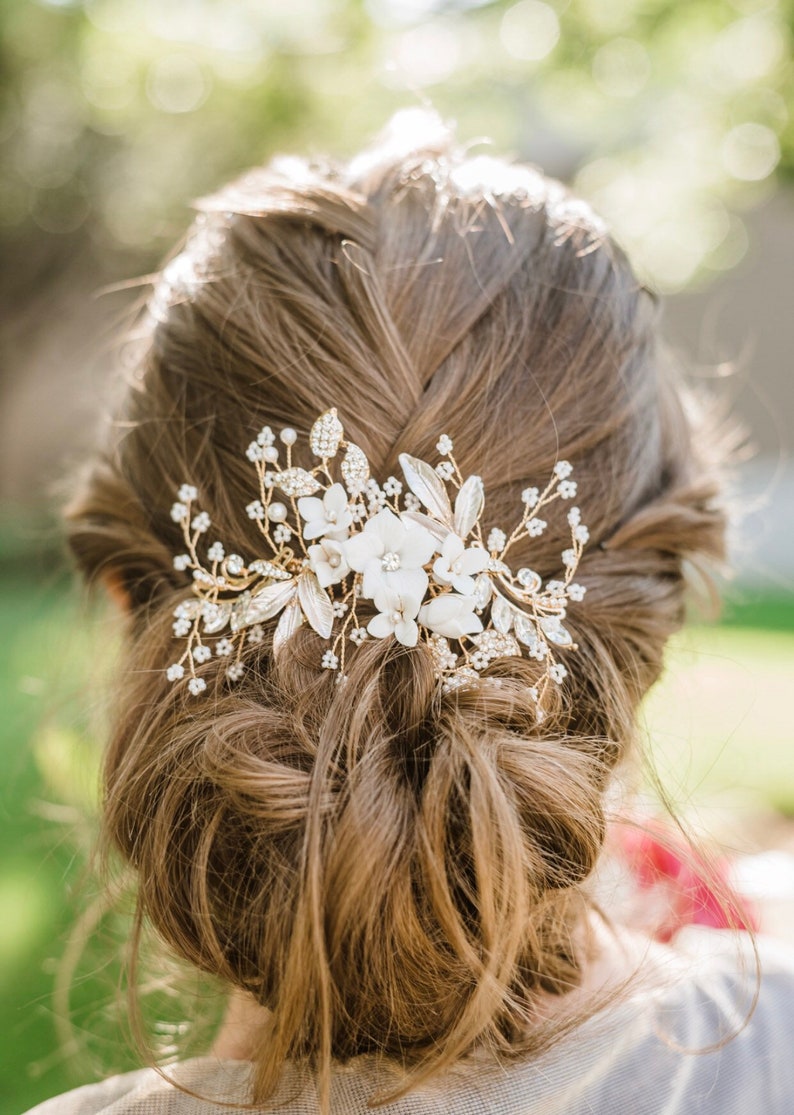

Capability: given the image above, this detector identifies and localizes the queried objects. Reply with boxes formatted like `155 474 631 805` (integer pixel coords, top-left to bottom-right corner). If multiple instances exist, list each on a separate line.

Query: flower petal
367 612 395 639
297 496 324 522
388 568 428 604
343 531 383 572
394 617 419 647
460 547 489 575
325 483 349 514
398 524 437 568
418 594 483 638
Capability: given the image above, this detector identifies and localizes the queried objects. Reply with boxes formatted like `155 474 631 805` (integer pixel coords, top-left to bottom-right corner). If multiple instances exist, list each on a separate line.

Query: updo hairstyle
65 112 726 1103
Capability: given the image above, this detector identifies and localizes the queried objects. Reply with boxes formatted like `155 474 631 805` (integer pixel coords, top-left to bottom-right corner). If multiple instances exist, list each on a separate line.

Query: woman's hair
65 111 726 1103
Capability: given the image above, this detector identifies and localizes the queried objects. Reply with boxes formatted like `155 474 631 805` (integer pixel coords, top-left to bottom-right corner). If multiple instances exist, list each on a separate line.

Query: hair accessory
167 409 588 713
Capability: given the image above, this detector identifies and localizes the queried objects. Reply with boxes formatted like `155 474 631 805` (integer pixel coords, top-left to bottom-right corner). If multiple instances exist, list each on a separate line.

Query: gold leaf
453 475 484 538
238 579 297 629
273 600 304 657
401 509 451 545
398 453 453 525
297 571 334 638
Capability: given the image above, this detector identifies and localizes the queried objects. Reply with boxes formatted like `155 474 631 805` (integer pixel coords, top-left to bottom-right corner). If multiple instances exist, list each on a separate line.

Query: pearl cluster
165 408 589 715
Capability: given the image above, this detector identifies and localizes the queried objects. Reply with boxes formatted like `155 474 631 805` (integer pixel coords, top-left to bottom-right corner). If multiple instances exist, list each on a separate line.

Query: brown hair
65 112 726 1104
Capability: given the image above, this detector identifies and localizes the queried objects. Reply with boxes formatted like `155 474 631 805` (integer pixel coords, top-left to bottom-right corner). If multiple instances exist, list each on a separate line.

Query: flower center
326 510 337 522
381 551 401 571
391 610 402 623
328 553 341 567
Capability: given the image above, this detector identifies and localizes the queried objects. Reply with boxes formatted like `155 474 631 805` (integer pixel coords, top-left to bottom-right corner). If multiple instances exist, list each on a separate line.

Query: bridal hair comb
167 409 588 716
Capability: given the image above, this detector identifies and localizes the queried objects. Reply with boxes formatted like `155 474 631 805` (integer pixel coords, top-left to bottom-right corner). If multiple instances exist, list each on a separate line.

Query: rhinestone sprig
167 409 588 716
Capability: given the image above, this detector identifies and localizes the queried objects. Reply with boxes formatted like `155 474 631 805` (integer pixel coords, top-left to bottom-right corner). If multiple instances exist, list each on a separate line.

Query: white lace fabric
24 930 794 1115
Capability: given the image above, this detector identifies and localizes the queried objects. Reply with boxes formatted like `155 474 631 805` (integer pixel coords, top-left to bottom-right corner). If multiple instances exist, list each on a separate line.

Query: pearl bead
391 611 401 623
267 502 287 523
326 510 337 522
280 427 297 446
263 446 279 462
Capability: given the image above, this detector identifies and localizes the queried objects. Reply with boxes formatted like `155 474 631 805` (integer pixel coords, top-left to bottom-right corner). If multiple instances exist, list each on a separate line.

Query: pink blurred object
615 823 760 943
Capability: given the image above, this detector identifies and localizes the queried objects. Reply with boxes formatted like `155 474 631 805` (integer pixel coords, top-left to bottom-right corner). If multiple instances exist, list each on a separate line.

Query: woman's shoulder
22 931 794 1115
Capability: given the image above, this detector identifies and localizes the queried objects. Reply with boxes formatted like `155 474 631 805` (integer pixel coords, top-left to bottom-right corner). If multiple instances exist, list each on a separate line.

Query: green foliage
0 0 792 292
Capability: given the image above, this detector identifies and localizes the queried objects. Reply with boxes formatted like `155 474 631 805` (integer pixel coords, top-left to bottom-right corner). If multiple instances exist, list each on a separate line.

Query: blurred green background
1 0 793 1111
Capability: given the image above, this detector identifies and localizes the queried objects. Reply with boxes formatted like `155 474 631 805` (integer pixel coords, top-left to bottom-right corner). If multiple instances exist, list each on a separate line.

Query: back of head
66 110 725 1101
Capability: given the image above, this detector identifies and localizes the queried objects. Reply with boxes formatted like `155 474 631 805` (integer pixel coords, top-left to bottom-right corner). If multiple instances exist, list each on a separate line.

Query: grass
0 572 792 1113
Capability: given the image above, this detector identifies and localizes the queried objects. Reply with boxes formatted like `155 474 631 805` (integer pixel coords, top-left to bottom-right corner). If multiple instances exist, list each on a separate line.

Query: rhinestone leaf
513 612 538 648
310 408 344 458
340 442 370 493
297 571 334 639
240 579 297 628
540 616 573 646
248 559 292 581
473 573 492 610
453 474 484 538
398 453 453 526
491 593 514 635
273 600 304 657
273 468 321 497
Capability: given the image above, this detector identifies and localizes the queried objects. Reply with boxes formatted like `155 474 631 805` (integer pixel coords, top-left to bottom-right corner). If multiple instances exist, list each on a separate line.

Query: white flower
173 554 191 571
247 624 265 645
432 534 488 596
349 627 368 646
307 538 350 588
562 548 576 568
332 600 348 618
191 511 211 534
367 587 422 647
417 594 483 639
263 472 277 489
470 650 489 670
574 524 590 544
526 518 546 538
246 441 265 462
178 484 198 502
554 460 573 479
344 508 435 601
487 527 506 552
321 650 339 670
298 483 353 540
546 580 566 596
246 500 265 521
549 663 568 683
403 492 421 512
567 506 581 527
350 502 367 522
257 426 275 446
435 461 455 481
192 644 212 663
383 476 402 497
166 663 185 682
216 638 234 656
226 663 244 681
227 554 245 575
558 480 577 499
207 541 225 562
173 618 192 637
568 583 586 602
171 502 187 522
436 434 453 455
188 677 207 695
521 487 539 508
273 524 292 545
